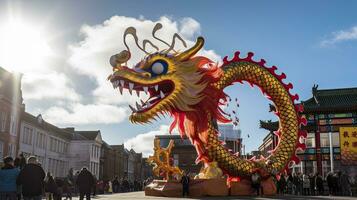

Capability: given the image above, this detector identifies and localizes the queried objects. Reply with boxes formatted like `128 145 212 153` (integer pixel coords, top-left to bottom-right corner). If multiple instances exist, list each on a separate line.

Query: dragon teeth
128 83 134 94
120 80 125 87
143 86 148 94
129 105 136 112
136 102 142 110
154 85 158 91
112 81 119 88
118 85 123 95
160 91 165 98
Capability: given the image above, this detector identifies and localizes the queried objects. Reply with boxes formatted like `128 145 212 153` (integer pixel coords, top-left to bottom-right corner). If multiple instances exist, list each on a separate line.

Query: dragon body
108 24 306 178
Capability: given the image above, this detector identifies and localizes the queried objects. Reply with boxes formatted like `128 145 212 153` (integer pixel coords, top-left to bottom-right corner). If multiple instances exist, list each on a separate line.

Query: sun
0 19 53 73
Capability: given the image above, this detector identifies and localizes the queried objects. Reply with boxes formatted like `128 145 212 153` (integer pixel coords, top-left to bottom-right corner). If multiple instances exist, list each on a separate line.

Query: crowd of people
276 171 354 196
1 154 355 199
0 155 145 200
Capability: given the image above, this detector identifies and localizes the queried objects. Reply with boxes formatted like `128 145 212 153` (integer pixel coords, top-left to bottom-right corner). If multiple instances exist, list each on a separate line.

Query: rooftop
302 85 357 112
21 112 73 140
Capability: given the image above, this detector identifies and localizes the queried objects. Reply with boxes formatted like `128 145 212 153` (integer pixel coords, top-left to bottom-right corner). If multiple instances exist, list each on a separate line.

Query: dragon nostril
143 72 151 78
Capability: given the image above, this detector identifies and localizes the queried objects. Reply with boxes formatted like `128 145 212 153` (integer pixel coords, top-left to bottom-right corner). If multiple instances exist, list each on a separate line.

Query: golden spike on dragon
108 23 307 179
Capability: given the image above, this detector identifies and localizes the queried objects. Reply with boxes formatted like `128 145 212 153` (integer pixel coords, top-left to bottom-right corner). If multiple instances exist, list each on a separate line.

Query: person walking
277 174 286 195
62 178 72 200
16 156 46 200
13 157 22 200
315 173 324 195
0 156 20 200
91 175 97 197
302 174 310 195
44 172 57 200
326 172 333 195
251 171 262 196
340 171 351 196
180 172 190 197
76 167 94 200
112 177 120 193
309 173 315 196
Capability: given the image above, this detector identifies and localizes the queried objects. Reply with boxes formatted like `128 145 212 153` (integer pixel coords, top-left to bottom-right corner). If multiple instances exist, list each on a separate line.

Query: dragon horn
176 36 204 61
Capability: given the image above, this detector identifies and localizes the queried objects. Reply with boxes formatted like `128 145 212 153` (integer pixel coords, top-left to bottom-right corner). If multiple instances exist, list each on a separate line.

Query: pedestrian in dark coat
309 173 315 195
180 172 190 197
44 173 57 200
112 177 120 193
340 171 351 196
277 175 286 195
16 156 45 200
76 168 94 200
315 173 324 195
326 172 333 195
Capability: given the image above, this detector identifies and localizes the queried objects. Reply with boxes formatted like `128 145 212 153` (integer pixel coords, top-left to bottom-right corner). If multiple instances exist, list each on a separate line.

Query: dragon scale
206 59 302 177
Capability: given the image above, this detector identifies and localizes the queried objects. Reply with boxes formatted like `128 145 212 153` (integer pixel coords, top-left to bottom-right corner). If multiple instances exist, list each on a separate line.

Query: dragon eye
150 60 168 76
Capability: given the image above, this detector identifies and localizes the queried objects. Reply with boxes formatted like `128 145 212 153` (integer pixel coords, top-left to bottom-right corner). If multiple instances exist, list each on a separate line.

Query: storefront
260 86 357 177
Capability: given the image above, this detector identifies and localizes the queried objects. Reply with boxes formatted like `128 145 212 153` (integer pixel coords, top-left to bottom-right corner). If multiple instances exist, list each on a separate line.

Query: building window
9 114 17 136
36 132 46 149
331 132 340 147
22 126 33 145
320 132 339 147
305 133 316 148
320 132 330 147
0 111 7 132
8 143 16 158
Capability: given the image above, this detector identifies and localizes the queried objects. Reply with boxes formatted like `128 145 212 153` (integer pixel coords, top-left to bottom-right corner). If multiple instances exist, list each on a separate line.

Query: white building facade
67 130 103 179
19 113 70 177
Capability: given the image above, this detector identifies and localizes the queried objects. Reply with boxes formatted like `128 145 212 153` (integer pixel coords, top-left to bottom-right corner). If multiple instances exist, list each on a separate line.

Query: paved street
70 192 357 200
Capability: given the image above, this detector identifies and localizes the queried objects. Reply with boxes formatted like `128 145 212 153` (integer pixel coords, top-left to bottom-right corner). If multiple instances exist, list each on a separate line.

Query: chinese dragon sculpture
108 23 307 179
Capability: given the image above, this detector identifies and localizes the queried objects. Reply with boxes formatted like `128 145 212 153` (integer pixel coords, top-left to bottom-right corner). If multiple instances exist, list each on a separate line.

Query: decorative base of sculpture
145 178 228 197
230 177 277 196
145 177 276 197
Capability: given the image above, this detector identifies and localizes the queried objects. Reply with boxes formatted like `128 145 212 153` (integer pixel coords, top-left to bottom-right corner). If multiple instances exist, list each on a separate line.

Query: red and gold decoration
339 127 357 165
108 23 306 182
147 138 182 180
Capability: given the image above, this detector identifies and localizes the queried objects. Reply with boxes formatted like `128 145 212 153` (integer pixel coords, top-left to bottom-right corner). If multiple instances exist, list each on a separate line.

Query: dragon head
108 24 229 138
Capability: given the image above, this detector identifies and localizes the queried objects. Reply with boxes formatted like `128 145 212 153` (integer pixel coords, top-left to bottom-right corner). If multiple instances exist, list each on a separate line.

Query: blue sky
0 0 357 156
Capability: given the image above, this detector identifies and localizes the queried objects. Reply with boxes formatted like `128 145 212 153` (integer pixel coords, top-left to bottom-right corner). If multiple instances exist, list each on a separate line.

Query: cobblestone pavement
70 192 357 200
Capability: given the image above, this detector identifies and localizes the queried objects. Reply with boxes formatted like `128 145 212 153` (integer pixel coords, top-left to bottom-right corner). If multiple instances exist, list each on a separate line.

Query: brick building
260 86 357 177
110 144 143 181
0 67 24 162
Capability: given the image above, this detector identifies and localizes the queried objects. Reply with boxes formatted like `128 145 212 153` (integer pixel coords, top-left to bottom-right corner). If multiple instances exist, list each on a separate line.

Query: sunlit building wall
0 67 24 163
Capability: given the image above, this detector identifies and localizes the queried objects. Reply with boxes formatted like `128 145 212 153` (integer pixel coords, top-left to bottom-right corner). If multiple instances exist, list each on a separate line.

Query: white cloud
42 103 128 125
68 15 221 106
320 25 357 46
22 72 80 101
124 125 179 157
